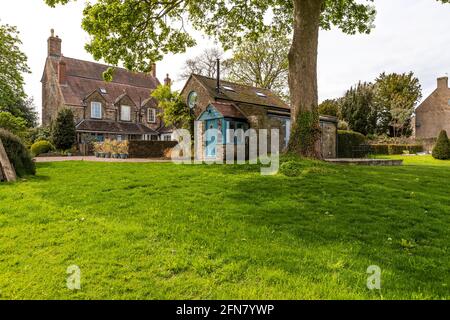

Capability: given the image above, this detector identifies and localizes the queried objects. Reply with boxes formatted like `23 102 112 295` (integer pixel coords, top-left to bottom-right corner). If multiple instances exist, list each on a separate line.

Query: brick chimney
437 76 448 89
48 29 62 57
151 63 157 78
58 60 67 85
164 74 172 87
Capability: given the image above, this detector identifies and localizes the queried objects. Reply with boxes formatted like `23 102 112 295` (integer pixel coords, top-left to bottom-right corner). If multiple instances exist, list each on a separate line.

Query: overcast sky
1 0 450 122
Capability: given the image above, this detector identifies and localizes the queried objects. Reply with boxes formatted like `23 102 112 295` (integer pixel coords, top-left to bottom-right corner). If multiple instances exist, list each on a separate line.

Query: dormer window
99 88 107 94
91 102 102 119
148 108 156 123
121 105 131 121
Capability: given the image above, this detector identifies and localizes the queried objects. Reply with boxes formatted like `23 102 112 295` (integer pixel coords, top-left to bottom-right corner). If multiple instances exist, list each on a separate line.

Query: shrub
279 160 304 177
0 129 35 177
337 130 367 158
51 109 76 151
432 130 450 160
0 111 27 136
31 140 54 156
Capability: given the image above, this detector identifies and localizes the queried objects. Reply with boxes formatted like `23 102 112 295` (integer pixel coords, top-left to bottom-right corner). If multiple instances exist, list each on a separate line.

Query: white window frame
162 134 172 141
91 102 102 119
148 108 156 123
121 105 131 121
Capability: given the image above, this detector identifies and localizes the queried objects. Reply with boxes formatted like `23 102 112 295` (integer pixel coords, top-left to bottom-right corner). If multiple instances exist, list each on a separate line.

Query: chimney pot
437 76 448 89
164 74 172 87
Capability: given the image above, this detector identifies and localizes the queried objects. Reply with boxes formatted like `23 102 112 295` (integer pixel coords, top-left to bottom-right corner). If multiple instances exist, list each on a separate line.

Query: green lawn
0 155 449 299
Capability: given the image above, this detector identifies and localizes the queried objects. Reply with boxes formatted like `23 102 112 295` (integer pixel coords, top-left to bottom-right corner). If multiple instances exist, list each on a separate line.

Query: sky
1 0 450 123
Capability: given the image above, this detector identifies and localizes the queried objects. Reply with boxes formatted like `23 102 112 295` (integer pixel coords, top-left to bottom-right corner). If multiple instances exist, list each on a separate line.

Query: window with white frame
91 102 102 119
121 105 131 121
148 108 156 123
163 134 172 141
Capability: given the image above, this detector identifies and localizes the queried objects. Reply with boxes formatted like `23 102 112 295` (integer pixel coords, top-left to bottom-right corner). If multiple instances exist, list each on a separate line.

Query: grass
0 155 449 299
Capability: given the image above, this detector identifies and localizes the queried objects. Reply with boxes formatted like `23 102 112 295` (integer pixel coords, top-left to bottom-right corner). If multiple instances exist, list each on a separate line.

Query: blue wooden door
205 119 218 158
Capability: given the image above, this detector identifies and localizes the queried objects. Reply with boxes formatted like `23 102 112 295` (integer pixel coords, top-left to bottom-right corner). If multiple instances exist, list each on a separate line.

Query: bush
432 130 450 160
280 160 304 177
337 130 367 158
51 109 76 151
371 144 424 155
31 140 54 156
0 129 35 177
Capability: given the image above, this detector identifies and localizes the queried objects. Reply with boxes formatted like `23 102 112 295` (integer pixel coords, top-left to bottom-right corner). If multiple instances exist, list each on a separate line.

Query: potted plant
111 140 120 159
93 142 101 157
119 140 129 159
103 139 112 158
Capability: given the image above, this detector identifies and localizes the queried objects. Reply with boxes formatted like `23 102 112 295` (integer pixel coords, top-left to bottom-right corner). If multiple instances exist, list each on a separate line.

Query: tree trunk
287 0 323 159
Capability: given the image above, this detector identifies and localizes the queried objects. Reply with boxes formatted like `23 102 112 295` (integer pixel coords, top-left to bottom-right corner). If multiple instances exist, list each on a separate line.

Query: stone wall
128 141 178 158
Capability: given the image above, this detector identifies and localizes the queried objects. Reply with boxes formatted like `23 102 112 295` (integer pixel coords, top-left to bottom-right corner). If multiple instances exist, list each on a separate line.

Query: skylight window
99 88 107 94
223 85 235 92
256 92 267 98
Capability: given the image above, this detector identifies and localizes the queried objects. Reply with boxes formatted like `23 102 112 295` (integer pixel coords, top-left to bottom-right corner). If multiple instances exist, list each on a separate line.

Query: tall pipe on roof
216 58 220 93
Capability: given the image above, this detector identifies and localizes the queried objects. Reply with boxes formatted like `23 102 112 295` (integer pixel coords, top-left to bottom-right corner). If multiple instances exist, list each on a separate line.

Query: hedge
0 129 35 177
337 130 367 158
371 144 424 155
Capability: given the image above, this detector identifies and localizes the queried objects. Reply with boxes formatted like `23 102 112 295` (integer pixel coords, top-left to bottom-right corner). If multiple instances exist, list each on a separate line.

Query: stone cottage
180 73 338 160
415 76 450 142
41 30 173 145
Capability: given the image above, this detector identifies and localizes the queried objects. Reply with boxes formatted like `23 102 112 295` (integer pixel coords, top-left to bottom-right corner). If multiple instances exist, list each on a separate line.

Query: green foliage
340 82 378 136
0 128 35 177
432 130 450 160
44 0 378 74
28 126 52 144
279 161 304 177
151 85 193 131
30 140 54 157
319 99 340 117
375 72 422 137
337 130 367 158
0 24 36 127
0 111 27 136
288 110 321 158
371 144 424 155
51 109 76 151
339 72 422 137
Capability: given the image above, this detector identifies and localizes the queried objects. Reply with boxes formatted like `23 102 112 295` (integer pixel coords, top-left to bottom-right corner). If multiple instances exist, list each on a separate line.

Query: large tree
45 0 449 158
374 72 422 138
224 34 290 101
0 23 36 127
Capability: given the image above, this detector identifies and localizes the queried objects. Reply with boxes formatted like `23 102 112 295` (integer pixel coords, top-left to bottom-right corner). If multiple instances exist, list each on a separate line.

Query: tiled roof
52 57 159 108
191 74 290 110
76 119 157 135
211 102 247 119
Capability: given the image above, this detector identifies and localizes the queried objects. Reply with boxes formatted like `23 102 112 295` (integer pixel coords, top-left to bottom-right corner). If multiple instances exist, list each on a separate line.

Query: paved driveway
34 156 172 163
